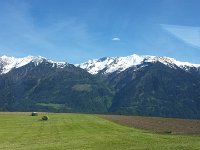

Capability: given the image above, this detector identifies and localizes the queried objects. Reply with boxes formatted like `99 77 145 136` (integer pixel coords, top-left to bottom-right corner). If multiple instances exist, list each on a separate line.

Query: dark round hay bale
31 112 38 116
42 116 49 121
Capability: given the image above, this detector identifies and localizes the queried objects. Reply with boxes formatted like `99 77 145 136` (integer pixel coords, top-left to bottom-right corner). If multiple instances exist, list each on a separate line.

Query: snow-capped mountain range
1 54 200 119
0 55 67 74
0 54 200 75
78 54 200 74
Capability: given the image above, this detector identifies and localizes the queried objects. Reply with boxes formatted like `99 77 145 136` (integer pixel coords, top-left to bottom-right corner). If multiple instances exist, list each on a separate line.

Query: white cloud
161 24 200 48
112 37 120 41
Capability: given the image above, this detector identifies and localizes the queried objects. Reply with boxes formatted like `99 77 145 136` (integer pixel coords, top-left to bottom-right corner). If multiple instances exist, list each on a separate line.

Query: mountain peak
78 54 200 75
0 55 67 74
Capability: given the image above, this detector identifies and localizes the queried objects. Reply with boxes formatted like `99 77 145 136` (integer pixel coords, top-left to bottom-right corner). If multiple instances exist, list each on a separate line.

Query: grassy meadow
0 112 199 150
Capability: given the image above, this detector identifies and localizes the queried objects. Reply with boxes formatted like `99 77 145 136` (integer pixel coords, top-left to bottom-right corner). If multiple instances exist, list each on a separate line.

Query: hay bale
31 112 38 116
42 116 49 121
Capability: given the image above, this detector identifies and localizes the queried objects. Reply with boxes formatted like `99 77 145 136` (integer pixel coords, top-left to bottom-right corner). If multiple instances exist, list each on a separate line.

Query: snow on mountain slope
78 54 200 74
1 54 199 75
0 55 67 74
78 54 144 74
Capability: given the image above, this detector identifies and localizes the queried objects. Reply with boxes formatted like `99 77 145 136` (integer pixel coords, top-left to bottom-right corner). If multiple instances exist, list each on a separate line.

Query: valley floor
0 112 199 150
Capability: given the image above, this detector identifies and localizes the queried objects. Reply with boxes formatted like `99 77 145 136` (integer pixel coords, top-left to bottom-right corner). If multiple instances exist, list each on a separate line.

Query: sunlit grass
0 113 199 150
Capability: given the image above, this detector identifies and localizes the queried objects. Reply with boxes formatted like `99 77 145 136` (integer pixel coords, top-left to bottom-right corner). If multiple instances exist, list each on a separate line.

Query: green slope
0 113 199 150
0 63 113 113
109 62 200 119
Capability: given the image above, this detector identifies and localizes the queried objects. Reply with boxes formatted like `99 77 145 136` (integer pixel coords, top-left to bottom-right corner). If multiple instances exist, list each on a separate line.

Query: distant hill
79 54 200 119
0 54 200 119
108 62 200 119
0 56 113 113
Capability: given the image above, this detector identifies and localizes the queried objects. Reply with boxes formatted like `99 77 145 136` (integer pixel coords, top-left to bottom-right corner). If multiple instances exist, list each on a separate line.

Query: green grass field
0 113 199 150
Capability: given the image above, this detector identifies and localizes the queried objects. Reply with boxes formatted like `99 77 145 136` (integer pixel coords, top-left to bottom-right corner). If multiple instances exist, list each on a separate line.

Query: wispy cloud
0 1 98 61
0 1 55 52
161 24 200 48
112 37 120 41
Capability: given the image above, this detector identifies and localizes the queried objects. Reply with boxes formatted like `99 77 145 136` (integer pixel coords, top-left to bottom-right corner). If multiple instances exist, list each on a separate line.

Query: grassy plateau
0 112 199 150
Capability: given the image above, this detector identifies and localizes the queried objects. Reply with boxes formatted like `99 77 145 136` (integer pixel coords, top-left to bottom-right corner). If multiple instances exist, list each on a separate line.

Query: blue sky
0 0 200 64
